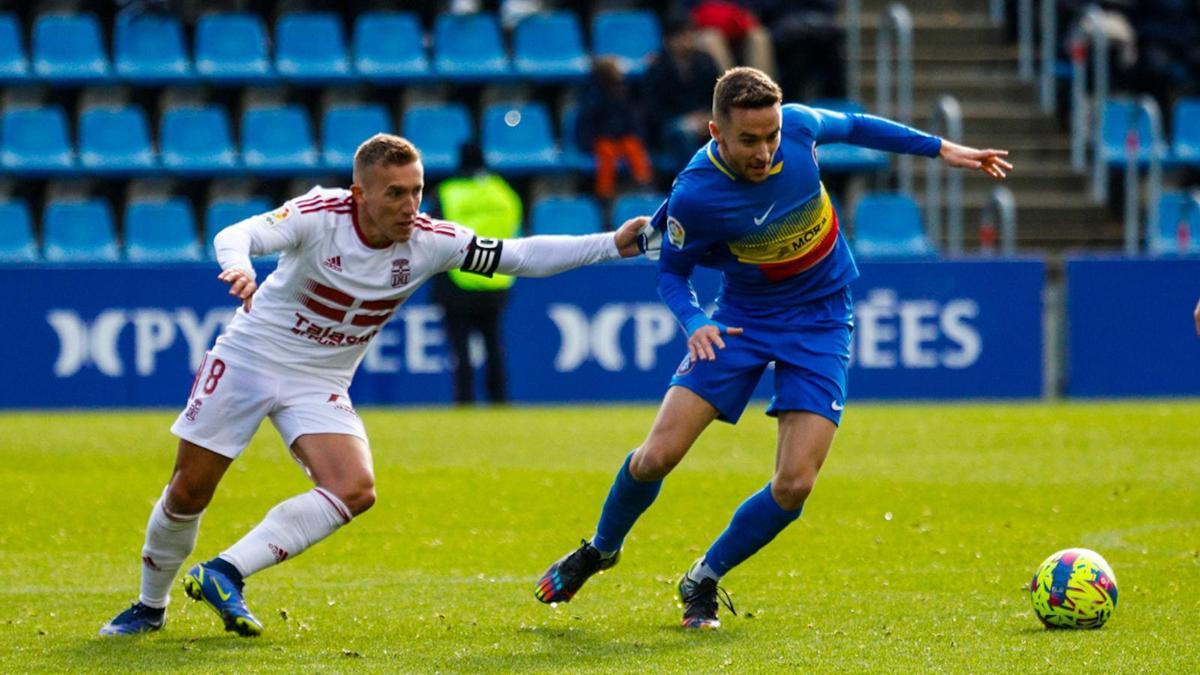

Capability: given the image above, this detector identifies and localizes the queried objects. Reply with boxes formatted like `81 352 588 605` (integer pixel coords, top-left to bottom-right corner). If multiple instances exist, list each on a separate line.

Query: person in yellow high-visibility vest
432 143 522 403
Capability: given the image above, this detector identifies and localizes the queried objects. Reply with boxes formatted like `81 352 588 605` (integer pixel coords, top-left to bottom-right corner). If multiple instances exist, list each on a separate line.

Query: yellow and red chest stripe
726 187 839 282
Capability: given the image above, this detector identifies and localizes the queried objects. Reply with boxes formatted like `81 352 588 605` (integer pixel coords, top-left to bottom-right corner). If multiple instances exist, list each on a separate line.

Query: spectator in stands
644 18 721 169
1131 0 1200 106
679 0 776 78
432 142 522 404
576 56 655 203
744 0 846 100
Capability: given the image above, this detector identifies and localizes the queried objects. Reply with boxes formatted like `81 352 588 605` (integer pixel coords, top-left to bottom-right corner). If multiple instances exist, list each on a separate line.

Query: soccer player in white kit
100 134 648 636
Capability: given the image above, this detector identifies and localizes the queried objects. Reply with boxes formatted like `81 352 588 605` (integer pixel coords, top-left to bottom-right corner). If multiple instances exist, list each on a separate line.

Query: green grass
2 401 1199 672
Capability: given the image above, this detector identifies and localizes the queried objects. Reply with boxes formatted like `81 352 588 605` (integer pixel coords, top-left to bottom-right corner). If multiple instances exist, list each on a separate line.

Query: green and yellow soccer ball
1030 548 1118 629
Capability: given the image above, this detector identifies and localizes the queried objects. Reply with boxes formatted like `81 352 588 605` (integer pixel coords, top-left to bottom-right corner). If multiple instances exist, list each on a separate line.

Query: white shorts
170 351 368 459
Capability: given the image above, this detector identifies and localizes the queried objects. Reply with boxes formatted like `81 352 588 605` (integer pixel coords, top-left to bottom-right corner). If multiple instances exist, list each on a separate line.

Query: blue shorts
670 288 853 425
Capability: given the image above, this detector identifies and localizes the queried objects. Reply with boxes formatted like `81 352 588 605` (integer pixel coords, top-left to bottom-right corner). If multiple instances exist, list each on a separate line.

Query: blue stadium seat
433 13 511 82
125 198 202 262
114 10 192 82
1 106 74 173
0 200 37 262
807 99 890 173
32 13 110 81
592 10 660 76
481 102 561 175
1101 98 1166 167
160 106 238 174
322 104 391 170
195 13 273 82
242 105 319 172
1148 193 1200 256
530 196 602 235
402 103 473 176
852 193 935 259
276 12 351 82
353 11 429 82
0 14 30 81
611 193 666 230
204 197 271 254
43 199 119 262
514 12 588 82
559 107 594 171
79 105 155 173
1169 98 1200 168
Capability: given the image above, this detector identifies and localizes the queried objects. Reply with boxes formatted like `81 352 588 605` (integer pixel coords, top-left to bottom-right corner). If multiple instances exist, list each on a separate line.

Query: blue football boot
182 562 263 637
98 602 165 636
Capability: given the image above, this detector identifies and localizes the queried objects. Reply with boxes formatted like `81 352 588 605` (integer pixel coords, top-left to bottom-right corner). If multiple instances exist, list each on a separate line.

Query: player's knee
629 447 681 481
771 475 816 511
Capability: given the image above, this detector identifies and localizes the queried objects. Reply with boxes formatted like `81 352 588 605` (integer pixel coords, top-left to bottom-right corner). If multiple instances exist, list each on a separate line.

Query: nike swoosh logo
831 401 844 411
753 202 777 226
213 578 232 602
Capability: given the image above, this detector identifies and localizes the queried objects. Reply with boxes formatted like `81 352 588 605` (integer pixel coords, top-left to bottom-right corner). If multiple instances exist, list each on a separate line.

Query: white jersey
211 186 621 387
214 187 482 385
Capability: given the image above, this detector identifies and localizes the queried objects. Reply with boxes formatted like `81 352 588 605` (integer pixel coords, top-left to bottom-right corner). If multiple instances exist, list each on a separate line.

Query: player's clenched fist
217 268 257 311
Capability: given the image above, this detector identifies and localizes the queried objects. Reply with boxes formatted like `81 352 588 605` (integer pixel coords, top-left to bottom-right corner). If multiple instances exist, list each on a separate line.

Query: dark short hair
353 133 421 175
712 67 783 122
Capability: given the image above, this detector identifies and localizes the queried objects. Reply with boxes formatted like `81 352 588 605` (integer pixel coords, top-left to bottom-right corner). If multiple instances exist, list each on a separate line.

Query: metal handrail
1068 6 1109 202
1122 95 1165 255
1039 0 1057 113
989 0 1005 25
981 185 1018 256
846 0 862 104
876 3 914 194
1018 0 1034 80
925 95 964 254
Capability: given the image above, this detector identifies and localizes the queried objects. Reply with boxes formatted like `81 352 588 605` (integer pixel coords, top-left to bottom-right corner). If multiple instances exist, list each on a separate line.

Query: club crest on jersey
391 258 411 287
668 216 686 249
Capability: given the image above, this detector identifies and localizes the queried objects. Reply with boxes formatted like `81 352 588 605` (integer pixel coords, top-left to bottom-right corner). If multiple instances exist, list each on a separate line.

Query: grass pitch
1 401 1198 672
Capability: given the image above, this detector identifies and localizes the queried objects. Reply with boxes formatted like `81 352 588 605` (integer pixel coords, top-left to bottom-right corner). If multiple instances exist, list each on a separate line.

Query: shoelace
683 578 737 618
560 539 601 579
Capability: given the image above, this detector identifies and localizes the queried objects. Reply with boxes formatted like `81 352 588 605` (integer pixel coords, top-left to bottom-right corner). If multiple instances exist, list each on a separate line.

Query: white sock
219 487 351 578
139 489 202 609
689 558 722 584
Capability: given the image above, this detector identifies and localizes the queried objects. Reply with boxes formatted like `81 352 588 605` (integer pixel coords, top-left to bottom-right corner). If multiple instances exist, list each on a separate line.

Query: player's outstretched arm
939 140 1012 179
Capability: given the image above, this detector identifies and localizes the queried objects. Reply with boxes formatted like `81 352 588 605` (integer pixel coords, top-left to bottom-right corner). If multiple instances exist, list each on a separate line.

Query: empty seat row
1 97 895 178
0 9 659 85
0 196 269 262
1100 97 1200 168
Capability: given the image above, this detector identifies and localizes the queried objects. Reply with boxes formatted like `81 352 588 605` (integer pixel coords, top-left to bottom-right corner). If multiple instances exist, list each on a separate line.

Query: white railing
981 185 1018 256
875 3 914 194
925 95 964 254
1121 96 1165 255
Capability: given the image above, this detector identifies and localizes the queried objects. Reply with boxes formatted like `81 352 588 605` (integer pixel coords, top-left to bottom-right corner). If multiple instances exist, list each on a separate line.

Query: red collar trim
351 205 391 250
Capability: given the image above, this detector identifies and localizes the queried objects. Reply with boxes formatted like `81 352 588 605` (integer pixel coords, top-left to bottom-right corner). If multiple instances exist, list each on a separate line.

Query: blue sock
592 451 663 554
207 556 245 589
703 483 803 577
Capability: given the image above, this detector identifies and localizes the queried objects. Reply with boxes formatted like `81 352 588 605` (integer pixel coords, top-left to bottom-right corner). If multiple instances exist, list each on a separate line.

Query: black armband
460 236 503 277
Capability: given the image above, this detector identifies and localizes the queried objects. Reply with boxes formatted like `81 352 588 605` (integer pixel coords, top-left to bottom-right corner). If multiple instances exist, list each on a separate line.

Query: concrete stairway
853 0 1121 252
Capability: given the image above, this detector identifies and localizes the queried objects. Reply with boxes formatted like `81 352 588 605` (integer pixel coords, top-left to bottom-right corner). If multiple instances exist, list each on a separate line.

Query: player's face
711 105 782 183
353 161 424 244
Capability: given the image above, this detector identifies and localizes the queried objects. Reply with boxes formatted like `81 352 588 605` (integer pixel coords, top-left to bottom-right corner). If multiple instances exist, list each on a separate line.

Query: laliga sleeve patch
262 206 292 226
461 236 503 277
667 216 686 249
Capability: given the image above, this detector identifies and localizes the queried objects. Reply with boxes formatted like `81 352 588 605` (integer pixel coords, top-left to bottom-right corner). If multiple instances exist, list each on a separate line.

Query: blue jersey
652 104 942 331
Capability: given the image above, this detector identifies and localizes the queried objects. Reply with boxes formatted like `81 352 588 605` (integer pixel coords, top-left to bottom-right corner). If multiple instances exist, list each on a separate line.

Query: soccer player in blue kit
535 68 1012 629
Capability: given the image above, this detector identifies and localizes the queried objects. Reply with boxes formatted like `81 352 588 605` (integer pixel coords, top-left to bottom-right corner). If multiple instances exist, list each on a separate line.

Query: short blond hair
353 133 421 175
712 67 783 122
